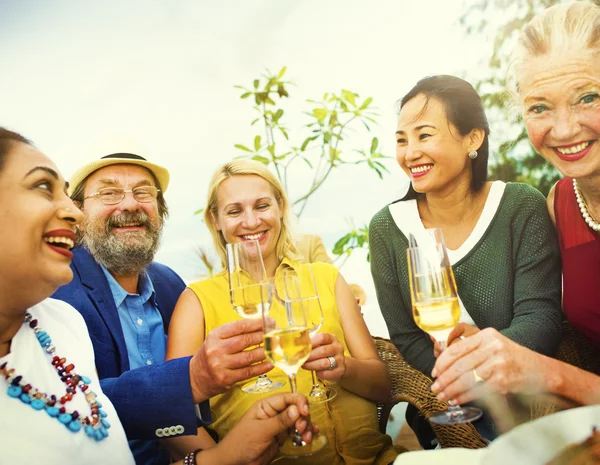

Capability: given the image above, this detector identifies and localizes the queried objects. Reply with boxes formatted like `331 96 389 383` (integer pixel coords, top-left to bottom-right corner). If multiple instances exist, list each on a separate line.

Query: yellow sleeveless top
188 259 402 465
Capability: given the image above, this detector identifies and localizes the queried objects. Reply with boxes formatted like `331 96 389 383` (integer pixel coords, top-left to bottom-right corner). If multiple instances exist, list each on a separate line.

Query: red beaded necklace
0 312 110 441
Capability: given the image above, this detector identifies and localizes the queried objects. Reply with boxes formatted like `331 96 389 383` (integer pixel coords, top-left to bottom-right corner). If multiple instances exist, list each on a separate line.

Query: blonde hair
508 1 600 99
204 159 298 268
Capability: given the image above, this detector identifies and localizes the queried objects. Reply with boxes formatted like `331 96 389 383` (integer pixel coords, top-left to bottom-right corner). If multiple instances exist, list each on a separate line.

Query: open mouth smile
409 164 433 178
240 231 267 242
553 141 594 162
43 229 76 258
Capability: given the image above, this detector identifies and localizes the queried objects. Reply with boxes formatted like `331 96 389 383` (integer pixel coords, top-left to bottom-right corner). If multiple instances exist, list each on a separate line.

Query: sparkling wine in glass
407 228 482 425
265 272 328 457
283 266 337 404
226 240 284 394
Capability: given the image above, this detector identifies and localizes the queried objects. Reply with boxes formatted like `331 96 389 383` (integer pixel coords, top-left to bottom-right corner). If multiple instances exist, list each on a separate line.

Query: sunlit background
0 0 496 337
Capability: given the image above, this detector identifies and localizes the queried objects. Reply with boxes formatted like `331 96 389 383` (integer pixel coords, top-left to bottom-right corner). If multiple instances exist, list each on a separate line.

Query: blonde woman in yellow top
165 159 403 465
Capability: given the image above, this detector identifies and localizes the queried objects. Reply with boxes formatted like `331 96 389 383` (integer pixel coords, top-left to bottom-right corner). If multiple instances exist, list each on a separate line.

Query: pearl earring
468 150 478 159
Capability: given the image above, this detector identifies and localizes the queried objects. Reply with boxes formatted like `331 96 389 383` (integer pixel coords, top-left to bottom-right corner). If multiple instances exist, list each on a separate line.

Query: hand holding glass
226 240 284 394
264 272 328 457
407 228 482 425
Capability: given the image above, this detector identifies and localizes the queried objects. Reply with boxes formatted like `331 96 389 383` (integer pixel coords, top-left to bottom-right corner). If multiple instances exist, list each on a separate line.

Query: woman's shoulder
369 204 392 227
187 271 228 294
503 182 548 210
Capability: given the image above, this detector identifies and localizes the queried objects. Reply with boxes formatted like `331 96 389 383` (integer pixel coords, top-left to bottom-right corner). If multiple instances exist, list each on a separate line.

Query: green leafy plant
233 67 390 259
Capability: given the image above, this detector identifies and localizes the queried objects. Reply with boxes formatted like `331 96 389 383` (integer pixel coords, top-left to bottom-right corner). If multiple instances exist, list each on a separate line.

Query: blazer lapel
73 248 130 372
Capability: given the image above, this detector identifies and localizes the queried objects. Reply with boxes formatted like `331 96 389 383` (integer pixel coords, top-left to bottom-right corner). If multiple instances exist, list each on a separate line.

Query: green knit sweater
369 182 563 375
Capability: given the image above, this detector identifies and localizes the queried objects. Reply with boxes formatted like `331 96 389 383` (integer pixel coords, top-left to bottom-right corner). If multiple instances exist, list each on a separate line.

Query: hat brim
69 157 170 195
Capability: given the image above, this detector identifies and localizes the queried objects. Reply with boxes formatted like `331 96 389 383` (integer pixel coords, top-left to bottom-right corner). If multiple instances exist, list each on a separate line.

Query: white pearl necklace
573 178 600 232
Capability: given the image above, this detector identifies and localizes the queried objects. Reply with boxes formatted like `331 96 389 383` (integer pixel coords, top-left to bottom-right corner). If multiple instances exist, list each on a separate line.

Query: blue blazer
52 247 209 439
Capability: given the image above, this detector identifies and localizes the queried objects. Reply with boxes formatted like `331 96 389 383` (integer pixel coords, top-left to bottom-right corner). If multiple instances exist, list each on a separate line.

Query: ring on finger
473 368 484 384
327 356 337 371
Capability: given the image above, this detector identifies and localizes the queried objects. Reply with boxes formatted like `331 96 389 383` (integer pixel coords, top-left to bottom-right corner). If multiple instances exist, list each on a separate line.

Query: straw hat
68 153 170 195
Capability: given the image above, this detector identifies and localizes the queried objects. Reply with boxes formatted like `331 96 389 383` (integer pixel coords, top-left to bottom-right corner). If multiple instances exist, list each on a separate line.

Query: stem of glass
288 372 304 447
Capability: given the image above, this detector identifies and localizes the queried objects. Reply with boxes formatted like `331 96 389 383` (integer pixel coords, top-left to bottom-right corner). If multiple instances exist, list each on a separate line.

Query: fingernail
288 406 299 419
431 382 439 392
448 399 457 406
431 369 437 377
437 392 446 401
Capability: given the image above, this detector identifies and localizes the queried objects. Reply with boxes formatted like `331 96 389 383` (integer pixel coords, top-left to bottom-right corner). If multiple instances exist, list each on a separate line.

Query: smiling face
213 174 282 269
520 52 600 179
79 164 163 275
396 94 475 195
0 142 82 300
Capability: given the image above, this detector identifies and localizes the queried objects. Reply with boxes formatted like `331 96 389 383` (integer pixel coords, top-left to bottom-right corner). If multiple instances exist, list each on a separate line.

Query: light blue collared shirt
100 265 169 465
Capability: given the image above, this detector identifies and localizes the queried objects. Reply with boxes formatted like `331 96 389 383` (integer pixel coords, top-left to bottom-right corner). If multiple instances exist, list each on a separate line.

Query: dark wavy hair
398 75 490 201
0 127 32 173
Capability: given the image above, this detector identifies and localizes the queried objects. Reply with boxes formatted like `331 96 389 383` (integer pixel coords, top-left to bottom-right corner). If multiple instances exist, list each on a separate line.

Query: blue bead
7 386 22 398
85 425 95 437
99 409 107 418
94 429 104 441
98 426 108 438
31 399 45 410
58 413 72 424
101 419 111 429
46 407 60 417
80 376 91 385
68 421 82 432
20 394 31 404
95 401 102 408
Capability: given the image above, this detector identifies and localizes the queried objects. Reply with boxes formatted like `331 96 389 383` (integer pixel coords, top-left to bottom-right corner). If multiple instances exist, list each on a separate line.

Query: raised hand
302 332 346 382
189 318 273 402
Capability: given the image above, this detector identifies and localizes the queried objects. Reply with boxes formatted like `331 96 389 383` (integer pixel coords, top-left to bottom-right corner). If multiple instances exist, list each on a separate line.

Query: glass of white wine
265 272 328 457
284 266 337 404
407 228 482 425
226 240 284 394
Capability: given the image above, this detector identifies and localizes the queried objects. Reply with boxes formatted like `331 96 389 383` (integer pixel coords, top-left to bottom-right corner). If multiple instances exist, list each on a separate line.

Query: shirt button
137 318 143 325
146 360 153 366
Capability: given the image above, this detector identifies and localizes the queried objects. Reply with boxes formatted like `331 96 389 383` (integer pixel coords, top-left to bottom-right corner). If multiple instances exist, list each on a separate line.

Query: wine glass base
241 379 285 394
308 386 337 404
428 406 483 425
279 433 328 457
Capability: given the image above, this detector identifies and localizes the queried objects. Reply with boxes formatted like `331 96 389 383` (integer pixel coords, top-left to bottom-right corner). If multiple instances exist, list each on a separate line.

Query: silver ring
473 368 484 383
327 356 337 371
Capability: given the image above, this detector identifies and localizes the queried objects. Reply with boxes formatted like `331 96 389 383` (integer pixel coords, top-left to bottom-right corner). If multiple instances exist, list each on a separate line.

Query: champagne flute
226 240 284 394
265 272 328 457
284 266 337 404
407 228 482 425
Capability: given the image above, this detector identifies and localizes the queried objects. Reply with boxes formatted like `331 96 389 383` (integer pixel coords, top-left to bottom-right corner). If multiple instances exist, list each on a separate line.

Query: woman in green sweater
369 75 563 446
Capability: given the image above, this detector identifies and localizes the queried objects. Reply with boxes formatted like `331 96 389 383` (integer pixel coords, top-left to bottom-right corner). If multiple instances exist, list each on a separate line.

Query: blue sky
0 0 494 334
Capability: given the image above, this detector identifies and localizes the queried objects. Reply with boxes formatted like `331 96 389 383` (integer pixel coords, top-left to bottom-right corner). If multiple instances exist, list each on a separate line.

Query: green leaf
301 156 313 168
253 79 259 89
359 97 373 110
300 137 313 151
280 128 289 140
312 108 328 123
234 144 253 153
278 66 287 78
194 208 205 216
252 155 269 164
370 137 379 154
253 135 262 152
332 234 352 254
274 109 284 122
341 89 357 106
240 92 251 99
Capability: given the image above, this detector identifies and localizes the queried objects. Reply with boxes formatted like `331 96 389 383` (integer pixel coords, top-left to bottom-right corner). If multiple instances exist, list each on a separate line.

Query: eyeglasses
84 186 160 205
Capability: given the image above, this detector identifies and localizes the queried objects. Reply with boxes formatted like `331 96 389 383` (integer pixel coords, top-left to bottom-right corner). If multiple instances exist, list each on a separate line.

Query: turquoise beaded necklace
0 312 111 441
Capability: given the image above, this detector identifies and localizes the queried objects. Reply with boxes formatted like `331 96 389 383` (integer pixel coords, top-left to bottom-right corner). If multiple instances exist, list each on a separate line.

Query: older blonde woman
166 159 404 465
432 1 600 408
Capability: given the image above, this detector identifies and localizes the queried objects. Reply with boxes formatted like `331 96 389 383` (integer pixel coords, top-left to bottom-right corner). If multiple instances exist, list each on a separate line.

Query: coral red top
554 177 600 349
